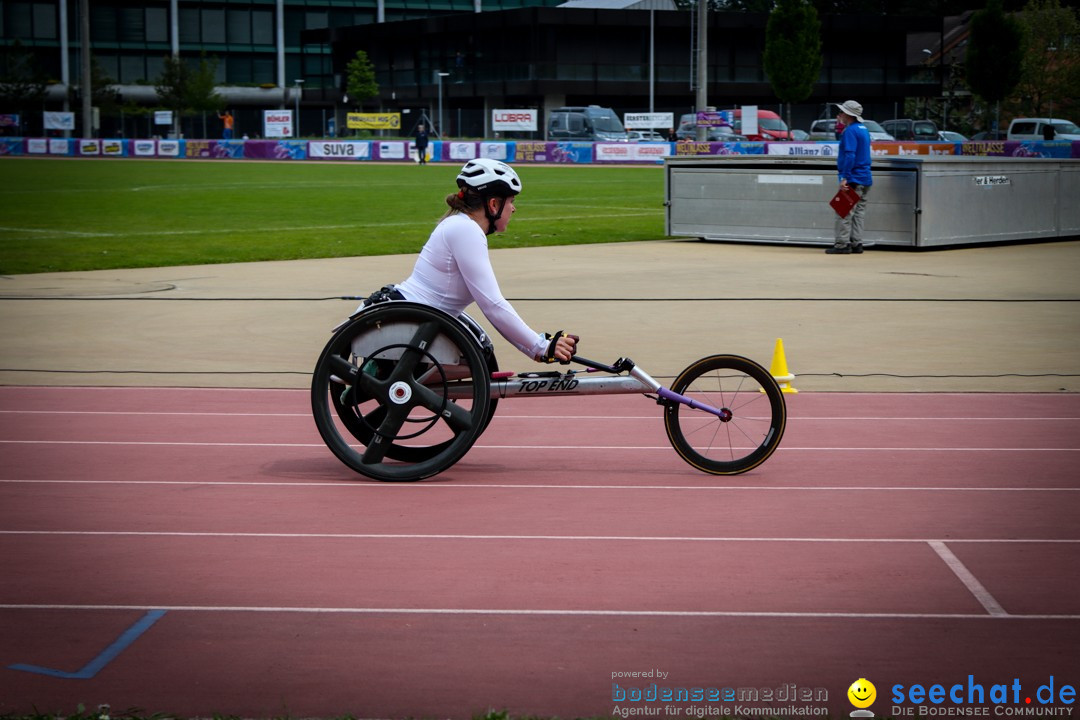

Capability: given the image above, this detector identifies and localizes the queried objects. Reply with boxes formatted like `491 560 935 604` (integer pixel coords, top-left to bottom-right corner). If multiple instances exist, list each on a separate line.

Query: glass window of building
32 2 56 39
227 56 253 83
146 6 168 43
96 54 120 82
121 55 146 83
179 7 200 42
146 55 165 82
252 10 273 45
228 10 251 44
91 5 117 42
7 2 32 38
202 7 225 44
284 8 304 47
119 6 144 42
253 55 275 84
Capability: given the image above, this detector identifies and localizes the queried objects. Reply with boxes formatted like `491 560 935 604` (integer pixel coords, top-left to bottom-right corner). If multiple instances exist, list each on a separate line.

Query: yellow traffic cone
769 338 798 394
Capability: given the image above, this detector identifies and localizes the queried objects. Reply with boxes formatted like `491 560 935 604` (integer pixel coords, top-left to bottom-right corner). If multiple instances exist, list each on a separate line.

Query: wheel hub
388 381 413 405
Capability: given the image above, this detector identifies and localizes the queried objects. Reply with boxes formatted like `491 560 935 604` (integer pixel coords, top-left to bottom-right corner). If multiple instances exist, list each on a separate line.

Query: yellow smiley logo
848 678 877 709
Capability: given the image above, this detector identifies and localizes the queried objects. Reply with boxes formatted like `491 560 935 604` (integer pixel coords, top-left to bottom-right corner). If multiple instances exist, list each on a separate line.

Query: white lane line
2 479 1078 492
928 541 1009 617
0 603 1074 620
1 440 1078 451
2 530 1078 544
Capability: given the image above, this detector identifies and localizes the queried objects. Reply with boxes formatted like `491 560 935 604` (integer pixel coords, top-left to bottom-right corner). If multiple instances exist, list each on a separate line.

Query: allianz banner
347 113 401 130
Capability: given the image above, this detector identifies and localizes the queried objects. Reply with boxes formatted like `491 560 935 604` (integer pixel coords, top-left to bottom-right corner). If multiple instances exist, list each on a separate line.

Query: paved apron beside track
1 238 1079 391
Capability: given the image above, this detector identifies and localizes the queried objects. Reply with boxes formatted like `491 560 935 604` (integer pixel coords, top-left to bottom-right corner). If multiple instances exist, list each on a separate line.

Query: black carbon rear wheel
311 302 491 481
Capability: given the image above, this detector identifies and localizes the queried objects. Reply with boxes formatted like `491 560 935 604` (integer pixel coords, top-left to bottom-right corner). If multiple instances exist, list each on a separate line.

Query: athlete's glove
539 331 578 364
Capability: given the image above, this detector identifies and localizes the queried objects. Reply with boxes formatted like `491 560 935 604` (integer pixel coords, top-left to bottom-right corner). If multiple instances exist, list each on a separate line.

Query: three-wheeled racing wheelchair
311 300 787 481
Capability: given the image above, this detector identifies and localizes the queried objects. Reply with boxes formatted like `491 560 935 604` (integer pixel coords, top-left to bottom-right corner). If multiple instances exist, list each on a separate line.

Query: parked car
881 118 939 141
970 130 1007 141
790 129 810 141
937 130 968 142
862 120 895 141
627 130 668 142
808 118 838 140
547 105 629 142
1007 118 1080 141
729 108 791 141
809 118 894 141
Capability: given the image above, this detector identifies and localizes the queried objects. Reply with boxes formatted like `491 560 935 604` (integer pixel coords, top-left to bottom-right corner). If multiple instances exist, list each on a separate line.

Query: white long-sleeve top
393 213 548 359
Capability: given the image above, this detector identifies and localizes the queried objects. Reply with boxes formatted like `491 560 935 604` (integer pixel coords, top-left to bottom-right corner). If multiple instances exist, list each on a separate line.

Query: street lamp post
436 71 450 138
294 78 304 138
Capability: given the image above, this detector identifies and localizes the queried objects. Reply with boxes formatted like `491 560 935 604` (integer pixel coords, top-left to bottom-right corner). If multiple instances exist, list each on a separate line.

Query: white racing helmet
456 158 522 197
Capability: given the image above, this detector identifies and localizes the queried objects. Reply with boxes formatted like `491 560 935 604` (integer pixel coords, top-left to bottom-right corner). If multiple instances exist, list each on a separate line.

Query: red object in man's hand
830 186 860 218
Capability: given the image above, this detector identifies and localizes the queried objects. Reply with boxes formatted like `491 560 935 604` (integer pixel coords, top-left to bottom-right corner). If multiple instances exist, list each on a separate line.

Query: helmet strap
484 196 507 235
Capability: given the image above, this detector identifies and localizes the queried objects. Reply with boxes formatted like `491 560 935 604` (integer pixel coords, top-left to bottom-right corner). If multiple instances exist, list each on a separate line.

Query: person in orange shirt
218 110 235 140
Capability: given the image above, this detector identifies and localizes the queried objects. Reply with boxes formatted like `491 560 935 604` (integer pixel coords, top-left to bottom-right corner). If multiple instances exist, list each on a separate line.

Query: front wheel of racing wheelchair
311 301 498 481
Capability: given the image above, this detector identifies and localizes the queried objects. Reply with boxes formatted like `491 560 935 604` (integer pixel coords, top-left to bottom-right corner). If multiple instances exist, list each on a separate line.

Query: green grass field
0 158 667 275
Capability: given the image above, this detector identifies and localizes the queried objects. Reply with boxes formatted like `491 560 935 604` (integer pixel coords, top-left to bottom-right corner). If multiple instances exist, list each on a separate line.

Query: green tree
154 53 222 136
763 0 822 135
0 41 48 130
345 50 379 109
155 55 189 136
965 0 1025 131
1013 0 1080 118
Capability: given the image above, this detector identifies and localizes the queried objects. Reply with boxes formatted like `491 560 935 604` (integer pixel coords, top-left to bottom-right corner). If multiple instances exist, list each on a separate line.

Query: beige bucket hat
834 100 864 122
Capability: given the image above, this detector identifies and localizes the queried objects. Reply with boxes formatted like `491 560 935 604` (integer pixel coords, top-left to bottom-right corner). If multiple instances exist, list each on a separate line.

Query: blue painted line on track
7 609 167 679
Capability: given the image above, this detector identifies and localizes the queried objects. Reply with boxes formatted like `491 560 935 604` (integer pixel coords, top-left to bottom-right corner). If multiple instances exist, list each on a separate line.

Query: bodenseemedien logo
848 678 877 718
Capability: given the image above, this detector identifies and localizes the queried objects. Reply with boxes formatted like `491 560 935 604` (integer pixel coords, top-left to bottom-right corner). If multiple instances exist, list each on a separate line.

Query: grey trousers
834 184 870 247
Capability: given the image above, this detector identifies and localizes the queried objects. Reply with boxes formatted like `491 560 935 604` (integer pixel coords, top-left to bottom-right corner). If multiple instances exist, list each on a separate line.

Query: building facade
2 0 940 137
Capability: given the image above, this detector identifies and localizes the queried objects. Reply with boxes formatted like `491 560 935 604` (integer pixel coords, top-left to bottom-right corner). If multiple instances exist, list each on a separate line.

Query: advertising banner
241 140 305 160
546 141 594 163
595 142 671 163
625 112 673 130
157 140 181 157
767 142 839 157
0 138 23 156
741 106 759 137
696 111 731 127
1 114 21 129
479 142 509 161
264 110 293 138
78 139 100 155
102 139 126 156
309 141 371 160
448 142 478 161
347 113 401 130
44 112 76 131
491 109 537 132
133 140 157 157
49 138 71 155
673 140 764 157
27 138 48 154
375 141 407 160
154 111 173 126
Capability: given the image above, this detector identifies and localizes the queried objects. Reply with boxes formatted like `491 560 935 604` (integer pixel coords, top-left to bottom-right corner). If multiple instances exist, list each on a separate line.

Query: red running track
0 386 1078 719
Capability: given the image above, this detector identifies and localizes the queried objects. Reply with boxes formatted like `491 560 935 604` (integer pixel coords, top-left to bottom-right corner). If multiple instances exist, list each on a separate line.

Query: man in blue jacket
830 99 873 254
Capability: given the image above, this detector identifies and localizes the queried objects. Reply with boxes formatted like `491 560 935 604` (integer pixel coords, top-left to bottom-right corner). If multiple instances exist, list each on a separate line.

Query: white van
1007 118 1080 141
